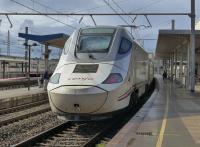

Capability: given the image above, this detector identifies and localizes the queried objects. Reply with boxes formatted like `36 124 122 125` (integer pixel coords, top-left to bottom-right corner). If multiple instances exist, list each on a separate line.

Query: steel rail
12 119 115 147
0 99 49 115
13 121 72 147
82 117 122 147
0 106 50 127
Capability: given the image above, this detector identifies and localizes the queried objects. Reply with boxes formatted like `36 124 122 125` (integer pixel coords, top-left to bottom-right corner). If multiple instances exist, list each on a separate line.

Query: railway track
13 120 110 147
0 103 51 127
13 106 141 147
0 99 49 115
13 80 155 147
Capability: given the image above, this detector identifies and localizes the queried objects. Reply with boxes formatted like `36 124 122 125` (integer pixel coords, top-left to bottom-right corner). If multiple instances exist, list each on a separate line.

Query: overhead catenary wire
9 0 132 29
1 0 191 58
111 0 136 22
10 0 76 29
130 0 166 12
28 0 88 27
28 0 79 22
111 0 155 28
28 1 132 27
102 0 141 40
103 0 130 25
128 0 166 33
111 0 141 38
9 0 132 28
72 0 130 14
33 0 156 30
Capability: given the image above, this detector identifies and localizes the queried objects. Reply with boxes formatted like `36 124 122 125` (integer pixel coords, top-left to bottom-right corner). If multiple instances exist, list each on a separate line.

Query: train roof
80 25 121 29
79 25 148 54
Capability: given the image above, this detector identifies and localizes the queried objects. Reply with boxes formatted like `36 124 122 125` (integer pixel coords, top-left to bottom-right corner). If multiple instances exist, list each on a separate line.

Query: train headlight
102 73 123 84
49 73 61 84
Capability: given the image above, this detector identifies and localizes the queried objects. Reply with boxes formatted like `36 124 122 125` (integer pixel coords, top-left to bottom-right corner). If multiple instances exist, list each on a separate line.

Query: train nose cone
49 86 107 114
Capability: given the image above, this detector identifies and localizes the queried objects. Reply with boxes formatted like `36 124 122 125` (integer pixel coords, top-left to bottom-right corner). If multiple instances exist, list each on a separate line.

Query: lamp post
24 42 37 90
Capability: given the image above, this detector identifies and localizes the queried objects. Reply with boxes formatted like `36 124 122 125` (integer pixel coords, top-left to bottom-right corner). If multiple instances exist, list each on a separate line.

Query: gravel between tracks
0 111 64 147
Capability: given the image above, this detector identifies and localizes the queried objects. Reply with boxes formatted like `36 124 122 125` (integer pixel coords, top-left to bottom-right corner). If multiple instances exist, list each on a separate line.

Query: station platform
0 86 47 109
106 75 200 147
0 86 45 99
0 77 26 81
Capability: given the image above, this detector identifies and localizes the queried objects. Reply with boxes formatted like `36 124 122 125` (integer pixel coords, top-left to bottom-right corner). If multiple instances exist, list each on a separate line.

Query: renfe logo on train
67 77 94 81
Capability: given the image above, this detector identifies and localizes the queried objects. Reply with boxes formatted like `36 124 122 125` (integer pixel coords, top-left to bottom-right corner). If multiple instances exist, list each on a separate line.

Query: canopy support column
171 53 174 80
190 0 196 92
180 49 183 84
187 42 191 90
175 49 177 80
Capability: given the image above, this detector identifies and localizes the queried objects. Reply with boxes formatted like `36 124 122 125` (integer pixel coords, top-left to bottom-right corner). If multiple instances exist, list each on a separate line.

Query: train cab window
118 38 132 54
77 28 115 53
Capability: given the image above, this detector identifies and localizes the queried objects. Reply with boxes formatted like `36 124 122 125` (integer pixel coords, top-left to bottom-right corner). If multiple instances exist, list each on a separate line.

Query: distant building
196 20 200 30
0 55 58 78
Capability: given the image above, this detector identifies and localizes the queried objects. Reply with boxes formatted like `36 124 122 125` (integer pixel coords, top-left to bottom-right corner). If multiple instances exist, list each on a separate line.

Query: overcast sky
0 0 200 58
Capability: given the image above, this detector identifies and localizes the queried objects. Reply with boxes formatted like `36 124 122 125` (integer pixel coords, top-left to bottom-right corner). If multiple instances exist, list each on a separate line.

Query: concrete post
175 49 177 80
168 59 170 77
43 44 49 91
170 55 172 79
190 0 196 92
171 19 175 30
187 42 191 90
25 27 28 77
198 54 200 79
163 59 166 71
2 60 5 79
171 53 174 80
21 62 23 73
44 44 49 72
169 58 171 78
180 49 183 84
28 45 31 91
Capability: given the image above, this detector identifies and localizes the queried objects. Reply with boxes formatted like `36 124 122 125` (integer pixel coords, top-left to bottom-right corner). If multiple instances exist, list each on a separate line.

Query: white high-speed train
47 26 154 120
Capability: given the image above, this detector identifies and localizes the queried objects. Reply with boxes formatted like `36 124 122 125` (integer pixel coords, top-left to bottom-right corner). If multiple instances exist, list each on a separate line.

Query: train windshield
77 28 115 53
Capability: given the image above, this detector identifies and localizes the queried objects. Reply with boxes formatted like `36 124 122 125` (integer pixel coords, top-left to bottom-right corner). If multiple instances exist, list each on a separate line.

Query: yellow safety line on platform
156 82 169 147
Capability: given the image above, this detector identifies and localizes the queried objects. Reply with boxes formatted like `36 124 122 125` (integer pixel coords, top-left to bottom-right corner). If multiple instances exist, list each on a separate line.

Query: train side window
118 38 132 54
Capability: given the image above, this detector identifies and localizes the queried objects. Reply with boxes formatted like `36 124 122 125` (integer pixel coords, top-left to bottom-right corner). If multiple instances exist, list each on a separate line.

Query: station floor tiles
106 76 200 147
0 86 45 99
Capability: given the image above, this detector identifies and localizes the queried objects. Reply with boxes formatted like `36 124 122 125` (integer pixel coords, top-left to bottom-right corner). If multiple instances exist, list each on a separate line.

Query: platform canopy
18 33 69 49
156 30 200 59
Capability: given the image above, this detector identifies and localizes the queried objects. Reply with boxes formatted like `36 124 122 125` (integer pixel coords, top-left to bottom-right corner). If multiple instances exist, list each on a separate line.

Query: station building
155 24 200 92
